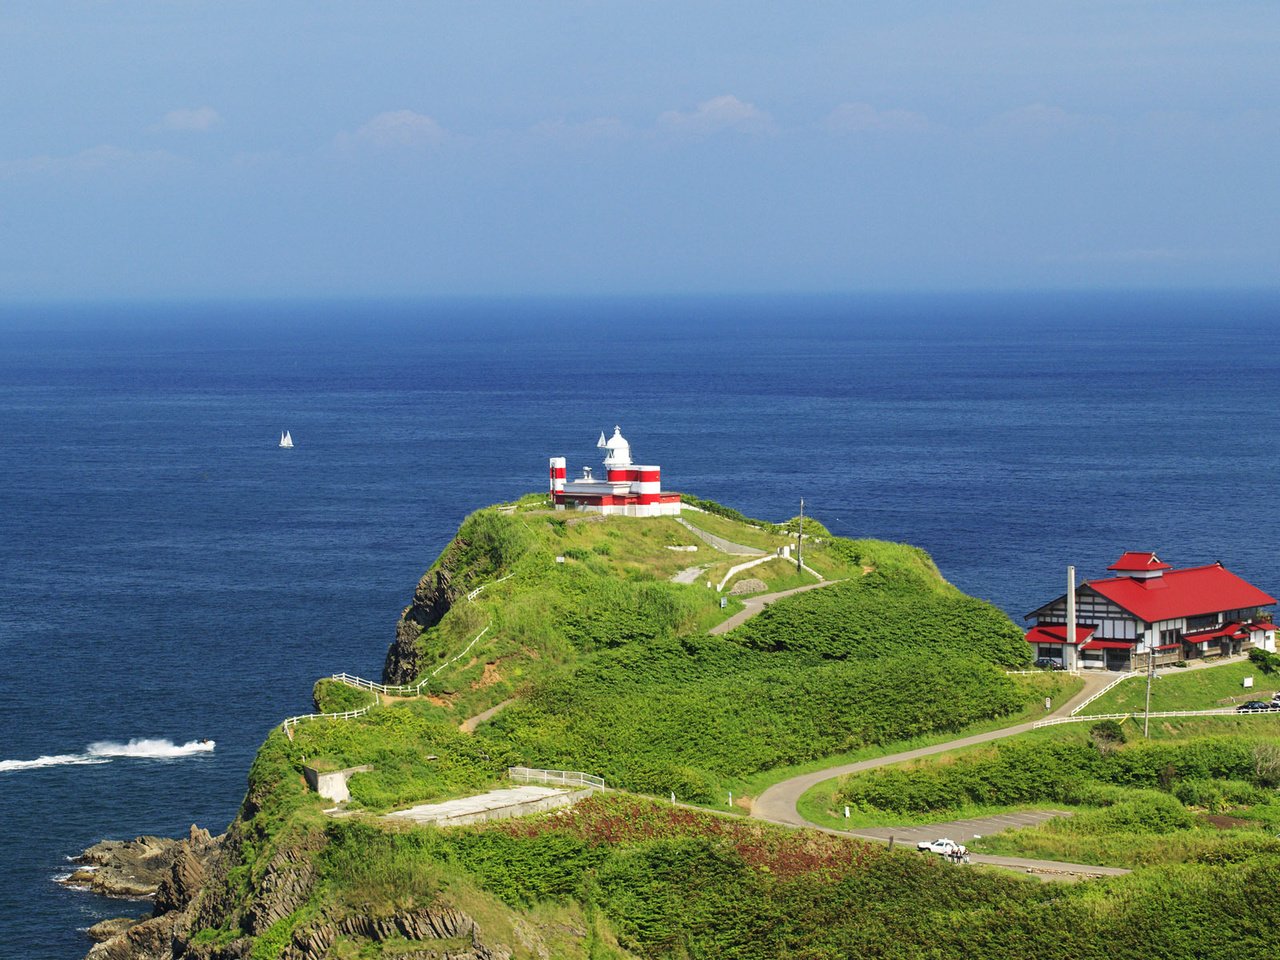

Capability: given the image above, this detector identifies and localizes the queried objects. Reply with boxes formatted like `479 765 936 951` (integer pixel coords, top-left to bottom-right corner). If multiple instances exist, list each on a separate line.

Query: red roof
1082 639 1135 651
1108 551 1172 573
1183 622 1244 642
1087 563 1276 623
1025 624 1095 646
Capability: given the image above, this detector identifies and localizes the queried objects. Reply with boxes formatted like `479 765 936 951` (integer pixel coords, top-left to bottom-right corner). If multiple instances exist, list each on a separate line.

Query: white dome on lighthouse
602 425 632 468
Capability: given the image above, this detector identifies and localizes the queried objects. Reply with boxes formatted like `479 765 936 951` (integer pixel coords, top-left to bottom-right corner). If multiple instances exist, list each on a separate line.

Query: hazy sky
2 2 1277 298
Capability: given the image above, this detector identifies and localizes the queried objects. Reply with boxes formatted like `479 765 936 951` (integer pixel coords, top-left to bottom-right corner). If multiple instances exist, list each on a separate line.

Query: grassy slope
1085 660 1280 715
202 498 1280 959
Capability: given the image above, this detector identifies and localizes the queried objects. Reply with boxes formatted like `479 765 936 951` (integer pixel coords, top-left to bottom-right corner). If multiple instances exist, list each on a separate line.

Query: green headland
105 498 1280 960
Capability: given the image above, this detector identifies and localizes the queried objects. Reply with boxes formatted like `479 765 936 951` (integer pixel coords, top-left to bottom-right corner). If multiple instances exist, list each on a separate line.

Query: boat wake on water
0 738 215 773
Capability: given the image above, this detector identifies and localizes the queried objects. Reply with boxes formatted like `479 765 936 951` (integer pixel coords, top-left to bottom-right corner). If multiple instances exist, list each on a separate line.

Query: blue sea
1 292 1278 958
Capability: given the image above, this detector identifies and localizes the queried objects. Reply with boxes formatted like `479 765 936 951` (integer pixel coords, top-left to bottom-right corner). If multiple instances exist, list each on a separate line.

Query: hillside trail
709 580 844 635
673 516 766 556
749 670 1126 876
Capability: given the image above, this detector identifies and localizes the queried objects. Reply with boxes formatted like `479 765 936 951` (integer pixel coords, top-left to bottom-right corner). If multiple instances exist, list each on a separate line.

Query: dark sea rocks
86 918 146 942
71 826 224 960
64 836 183 899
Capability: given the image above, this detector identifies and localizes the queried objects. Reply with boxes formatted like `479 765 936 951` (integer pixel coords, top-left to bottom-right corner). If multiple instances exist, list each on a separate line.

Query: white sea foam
86 738 215 759
0 738 214 773
0 753 110 772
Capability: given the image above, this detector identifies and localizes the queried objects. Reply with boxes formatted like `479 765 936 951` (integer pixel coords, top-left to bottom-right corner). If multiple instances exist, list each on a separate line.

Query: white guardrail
1069 671 1140 716
280 576 512 735
282 702 378 735
1034 705 1280 728
329 625 492 698
509 766 606 789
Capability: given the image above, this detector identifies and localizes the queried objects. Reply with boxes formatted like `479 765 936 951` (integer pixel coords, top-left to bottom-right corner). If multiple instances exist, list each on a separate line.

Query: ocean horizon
2 290 1278 957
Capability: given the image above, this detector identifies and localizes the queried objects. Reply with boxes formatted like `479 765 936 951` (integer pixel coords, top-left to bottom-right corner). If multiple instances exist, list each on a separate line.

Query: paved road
750 671 1128 879
671 564 709 585
709 580 844 635
851 809 1073 846
674 517 766 556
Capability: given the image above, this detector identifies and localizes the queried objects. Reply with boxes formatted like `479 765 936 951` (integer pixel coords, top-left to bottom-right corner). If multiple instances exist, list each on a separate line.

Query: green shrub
732 573 1029 667
1089 719 1127 751
485 643 1021 801
1249 648 1280 674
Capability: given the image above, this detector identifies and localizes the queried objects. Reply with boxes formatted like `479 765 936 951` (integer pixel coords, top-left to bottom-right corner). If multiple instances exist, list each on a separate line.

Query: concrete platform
385 785 583 827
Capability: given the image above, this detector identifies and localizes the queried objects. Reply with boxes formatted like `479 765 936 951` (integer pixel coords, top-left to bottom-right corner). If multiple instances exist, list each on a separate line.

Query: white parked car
917 838 964 855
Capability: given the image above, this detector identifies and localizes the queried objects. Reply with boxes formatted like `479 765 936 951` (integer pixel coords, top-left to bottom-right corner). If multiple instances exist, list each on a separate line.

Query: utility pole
1143 631 1155 738
796 498 804 572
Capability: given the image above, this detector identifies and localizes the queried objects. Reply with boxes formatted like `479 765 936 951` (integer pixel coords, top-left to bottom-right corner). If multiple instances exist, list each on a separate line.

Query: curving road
750 671 1129 879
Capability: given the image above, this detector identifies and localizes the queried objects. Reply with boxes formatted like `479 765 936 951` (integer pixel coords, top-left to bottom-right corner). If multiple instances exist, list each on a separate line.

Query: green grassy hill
157 498 1280 959
1086 661 1280 715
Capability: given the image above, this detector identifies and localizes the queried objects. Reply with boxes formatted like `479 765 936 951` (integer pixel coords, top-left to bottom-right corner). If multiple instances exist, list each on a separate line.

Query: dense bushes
836 736 1280 817
483 641 1022 800
733 572 1030 666
557 571 708 651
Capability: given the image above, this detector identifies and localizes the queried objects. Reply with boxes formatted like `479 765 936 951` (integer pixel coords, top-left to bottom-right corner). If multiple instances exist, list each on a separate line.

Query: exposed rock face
284 905 512 960
385 558 461 684
729 577 768 596
86 918 147 943
65 834 190 899
166 828 217 904
86 913 180 960
72 827 223 960
244 834 324 935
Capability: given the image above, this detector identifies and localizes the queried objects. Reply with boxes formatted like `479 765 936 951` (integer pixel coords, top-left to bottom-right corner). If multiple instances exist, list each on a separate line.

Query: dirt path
709 580 844 635
460 698 514 733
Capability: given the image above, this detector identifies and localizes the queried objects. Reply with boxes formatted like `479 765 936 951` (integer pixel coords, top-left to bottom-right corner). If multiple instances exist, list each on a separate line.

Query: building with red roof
1025 552 1276 671
549 426 682 518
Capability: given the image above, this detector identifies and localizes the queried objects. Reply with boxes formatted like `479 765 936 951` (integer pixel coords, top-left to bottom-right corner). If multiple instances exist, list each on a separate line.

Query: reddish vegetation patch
497 796 882 879
1204 814 1252 829
472 661 502 691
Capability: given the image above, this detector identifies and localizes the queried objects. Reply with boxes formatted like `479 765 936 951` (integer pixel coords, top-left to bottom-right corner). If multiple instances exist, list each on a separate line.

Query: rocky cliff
76 823 517 960
383 563 459 684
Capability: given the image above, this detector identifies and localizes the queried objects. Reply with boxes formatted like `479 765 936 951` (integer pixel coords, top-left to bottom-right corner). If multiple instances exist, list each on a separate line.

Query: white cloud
157 106 221 132
0 145 178 178
342 110 450 150
825 102 930 134
657 95 775 136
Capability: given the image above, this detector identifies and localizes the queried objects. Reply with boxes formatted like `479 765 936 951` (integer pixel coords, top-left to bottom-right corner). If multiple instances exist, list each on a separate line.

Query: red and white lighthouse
549 426 681 517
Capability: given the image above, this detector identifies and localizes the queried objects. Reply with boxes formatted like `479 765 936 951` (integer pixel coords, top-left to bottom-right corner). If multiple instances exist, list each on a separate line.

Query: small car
1237 700 1274 713
917 838 962 854
1033 657 1065 670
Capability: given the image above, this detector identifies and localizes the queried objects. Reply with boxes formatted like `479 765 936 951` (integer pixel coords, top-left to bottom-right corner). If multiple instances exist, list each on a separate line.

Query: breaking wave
0 738 214 773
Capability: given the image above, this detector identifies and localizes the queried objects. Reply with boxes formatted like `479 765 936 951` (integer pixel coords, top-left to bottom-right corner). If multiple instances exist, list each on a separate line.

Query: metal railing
1033 705 1280 729
280 572 508 736
508 766 606 789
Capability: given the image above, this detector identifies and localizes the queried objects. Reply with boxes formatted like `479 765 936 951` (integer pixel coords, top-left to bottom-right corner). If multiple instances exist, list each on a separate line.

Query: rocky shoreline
63 826 224 960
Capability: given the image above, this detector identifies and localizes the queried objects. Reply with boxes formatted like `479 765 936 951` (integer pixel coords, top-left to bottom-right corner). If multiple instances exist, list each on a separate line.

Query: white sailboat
279 430 294 449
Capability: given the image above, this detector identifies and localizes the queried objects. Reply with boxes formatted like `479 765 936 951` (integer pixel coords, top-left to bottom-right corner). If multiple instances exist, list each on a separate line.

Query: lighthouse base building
550 426 682 518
